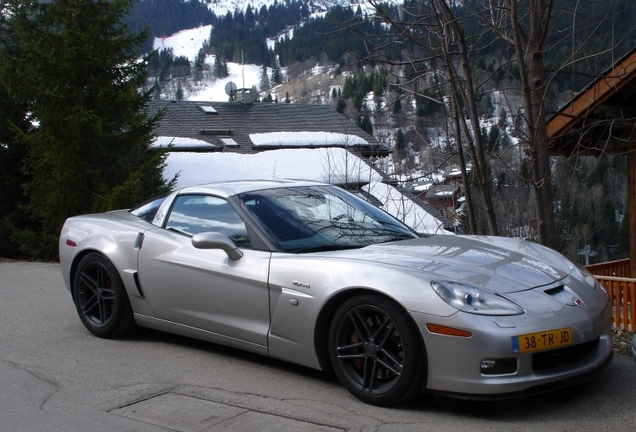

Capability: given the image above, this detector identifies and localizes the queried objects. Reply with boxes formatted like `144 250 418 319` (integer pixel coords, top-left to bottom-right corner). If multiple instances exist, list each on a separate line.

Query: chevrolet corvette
59 180 613 405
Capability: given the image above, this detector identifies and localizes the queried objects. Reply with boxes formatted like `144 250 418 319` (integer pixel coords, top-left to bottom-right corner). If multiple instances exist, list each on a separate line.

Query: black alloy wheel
329 295 426 406
73 253 136 338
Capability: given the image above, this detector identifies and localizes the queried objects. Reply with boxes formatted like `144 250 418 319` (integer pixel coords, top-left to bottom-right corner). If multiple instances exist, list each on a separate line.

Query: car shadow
117 326 340 385
117 327 631 421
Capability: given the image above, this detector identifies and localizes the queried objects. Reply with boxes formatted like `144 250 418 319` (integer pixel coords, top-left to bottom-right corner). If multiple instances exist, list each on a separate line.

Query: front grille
532 338 600 372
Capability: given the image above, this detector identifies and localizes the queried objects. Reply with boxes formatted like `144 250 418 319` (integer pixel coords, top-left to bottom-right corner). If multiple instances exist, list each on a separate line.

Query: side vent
133 272 145 298
134 232 145 249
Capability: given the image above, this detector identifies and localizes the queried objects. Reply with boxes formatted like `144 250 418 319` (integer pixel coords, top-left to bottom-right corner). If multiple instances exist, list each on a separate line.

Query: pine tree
336 98 346 113
271 59 282 84
394 129 406 160
0 0 172 259
260 63 270 92
0 83 32 258
176 81 184 100
393 97 402 114
214 56 229 78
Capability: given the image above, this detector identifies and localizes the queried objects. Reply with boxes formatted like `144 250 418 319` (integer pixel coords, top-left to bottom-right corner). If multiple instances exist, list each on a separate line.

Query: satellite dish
225 81 238 99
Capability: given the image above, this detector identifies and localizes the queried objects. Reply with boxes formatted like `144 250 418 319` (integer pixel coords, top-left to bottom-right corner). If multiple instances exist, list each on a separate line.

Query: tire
328 294 426 406
73 253 136 338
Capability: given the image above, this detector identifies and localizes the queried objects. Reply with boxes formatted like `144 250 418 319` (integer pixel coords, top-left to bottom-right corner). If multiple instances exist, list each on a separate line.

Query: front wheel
328 295 426 406
73 253 136 338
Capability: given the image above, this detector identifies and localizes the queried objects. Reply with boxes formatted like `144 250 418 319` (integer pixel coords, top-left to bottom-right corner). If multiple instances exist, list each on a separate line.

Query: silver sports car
59 180 613 406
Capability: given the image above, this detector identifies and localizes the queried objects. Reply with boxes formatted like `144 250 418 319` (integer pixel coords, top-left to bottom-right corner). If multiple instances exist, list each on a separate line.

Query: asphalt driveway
1 261 635 431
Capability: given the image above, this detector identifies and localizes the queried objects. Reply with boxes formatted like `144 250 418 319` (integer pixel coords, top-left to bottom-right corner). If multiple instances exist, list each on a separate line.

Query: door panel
137 224 271 346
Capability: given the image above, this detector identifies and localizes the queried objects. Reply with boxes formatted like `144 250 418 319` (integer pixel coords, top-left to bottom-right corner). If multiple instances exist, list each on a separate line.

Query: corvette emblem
565 297 582 307
292 280 310 289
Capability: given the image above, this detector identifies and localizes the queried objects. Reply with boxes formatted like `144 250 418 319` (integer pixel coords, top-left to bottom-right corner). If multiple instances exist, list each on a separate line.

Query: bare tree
337 0 634 250
364 0 500 235
477 0 556 247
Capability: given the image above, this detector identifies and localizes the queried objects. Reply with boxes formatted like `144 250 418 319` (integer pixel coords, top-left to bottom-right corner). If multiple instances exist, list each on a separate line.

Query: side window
165 195 251 248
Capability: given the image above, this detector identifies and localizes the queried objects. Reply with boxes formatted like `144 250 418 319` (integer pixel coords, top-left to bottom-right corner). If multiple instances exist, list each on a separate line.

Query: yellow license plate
512 328 572 353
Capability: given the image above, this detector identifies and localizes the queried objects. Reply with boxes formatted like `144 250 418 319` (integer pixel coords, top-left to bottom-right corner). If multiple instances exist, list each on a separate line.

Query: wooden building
547 48 636 277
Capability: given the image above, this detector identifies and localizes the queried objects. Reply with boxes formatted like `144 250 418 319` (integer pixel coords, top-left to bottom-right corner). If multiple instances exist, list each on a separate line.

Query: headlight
431 281 524 316
567 259 600 290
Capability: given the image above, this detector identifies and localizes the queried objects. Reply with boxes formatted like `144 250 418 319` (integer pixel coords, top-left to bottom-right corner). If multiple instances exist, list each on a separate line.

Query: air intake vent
532 338 599 371
544 285 564 296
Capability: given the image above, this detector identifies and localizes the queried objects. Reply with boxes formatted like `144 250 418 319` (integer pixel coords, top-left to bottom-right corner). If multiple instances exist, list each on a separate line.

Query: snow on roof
163 148 449 234
152 136 215 149
164 148 381 187
413 182 433 192
249 131 369 147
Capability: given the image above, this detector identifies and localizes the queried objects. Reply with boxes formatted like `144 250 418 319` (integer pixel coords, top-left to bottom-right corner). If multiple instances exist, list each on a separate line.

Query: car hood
325 235 575 294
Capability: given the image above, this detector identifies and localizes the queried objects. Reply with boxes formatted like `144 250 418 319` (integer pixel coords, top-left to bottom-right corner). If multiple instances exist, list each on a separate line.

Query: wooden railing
586 259 634 331
585 258 631 277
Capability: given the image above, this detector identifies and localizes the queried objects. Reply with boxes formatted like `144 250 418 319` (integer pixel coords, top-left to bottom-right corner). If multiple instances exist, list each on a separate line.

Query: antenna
241 50 245 103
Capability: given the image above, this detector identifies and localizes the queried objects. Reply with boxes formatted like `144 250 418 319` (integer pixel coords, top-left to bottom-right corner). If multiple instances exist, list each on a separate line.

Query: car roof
176 179 330 199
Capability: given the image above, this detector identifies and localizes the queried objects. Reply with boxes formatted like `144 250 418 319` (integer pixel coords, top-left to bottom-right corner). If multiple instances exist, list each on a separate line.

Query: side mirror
191 232 243 260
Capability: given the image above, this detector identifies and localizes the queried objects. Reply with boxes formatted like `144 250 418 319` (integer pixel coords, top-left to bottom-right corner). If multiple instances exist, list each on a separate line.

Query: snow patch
152 136 214 149
250 131 369 147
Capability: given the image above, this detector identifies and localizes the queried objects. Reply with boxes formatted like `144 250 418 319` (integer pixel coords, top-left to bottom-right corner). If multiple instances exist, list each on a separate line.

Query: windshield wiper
294 244 363 253
378 235 417 244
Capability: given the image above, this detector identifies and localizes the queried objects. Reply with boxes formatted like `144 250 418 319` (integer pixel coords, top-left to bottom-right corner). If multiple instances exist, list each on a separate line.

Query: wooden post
629 148 636 278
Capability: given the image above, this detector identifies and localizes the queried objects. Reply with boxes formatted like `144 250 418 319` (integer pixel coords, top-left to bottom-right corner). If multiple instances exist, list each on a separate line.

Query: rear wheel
328 295 426 405
73 253 136 338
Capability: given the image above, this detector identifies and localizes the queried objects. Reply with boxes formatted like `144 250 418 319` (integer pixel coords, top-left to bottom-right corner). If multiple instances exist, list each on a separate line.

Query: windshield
237 185 418 253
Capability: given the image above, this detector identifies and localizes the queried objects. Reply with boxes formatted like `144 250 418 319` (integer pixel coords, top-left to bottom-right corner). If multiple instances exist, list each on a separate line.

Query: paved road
1 261 635 432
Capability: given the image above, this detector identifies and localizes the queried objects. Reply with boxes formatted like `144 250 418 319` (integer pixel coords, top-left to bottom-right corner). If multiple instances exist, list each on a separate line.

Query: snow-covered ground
153 26 264 102
190 61 263 101
153 25 211 63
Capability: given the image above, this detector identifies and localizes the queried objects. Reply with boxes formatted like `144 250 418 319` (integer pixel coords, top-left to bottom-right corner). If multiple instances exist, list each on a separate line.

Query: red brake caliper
351 331 362 369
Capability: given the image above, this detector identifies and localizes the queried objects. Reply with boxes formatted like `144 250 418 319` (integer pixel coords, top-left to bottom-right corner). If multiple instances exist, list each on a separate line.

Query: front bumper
410 307 613 397
426 351 613 401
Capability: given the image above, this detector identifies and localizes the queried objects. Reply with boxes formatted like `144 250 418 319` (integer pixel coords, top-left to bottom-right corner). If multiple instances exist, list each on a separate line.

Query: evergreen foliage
149 48 190 82
0 0 172 260
394 129 406 159
213 56 229 78
271 58 282 84
0 83 32 259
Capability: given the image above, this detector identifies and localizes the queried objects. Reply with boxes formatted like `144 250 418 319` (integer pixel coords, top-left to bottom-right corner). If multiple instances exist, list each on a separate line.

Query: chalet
148 99 449 234
547 47 636 275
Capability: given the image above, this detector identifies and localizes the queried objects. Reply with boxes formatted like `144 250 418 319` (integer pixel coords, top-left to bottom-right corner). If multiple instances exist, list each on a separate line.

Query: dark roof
425 184 459 198
149 100 390 157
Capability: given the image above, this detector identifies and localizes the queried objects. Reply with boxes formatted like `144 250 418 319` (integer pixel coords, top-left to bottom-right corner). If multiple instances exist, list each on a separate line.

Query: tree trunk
434 0 499 236
507 0 557 248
